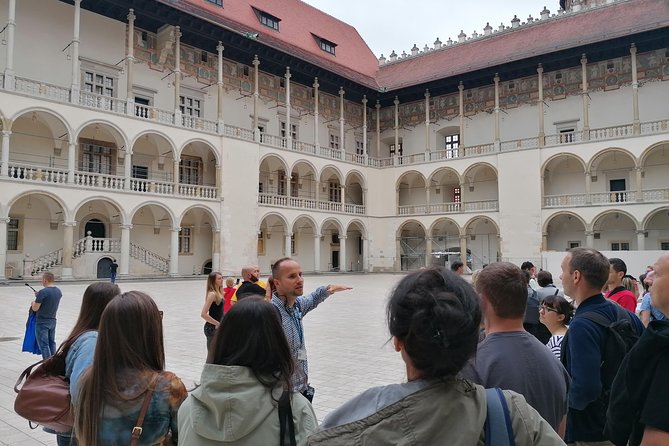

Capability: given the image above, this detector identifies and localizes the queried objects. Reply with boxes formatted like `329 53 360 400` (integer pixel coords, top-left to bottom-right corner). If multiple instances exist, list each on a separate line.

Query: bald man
234 264 266 301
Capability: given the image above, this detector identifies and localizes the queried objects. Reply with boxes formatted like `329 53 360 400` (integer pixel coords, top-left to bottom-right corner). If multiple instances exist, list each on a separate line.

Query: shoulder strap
131 373 160 446
278 390 297 446
484 388 516 446
554 288 560 296
581 303 631 327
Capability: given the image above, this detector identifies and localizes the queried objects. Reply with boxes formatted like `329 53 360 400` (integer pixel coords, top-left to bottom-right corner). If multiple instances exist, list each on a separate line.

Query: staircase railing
31 249 63 275
129 242 169 273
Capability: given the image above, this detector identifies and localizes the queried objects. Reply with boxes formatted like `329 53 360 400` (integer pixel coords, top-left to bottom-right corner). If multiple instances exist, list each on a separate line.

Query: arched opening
97 257 113 279
544 213 587 251
85 218 106 238
398 221 426 271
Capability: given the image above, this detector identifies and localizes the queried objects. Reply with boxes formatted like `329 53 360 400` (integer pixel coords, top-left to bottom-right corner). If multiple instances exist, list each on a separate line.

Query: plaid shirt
271 286 329 392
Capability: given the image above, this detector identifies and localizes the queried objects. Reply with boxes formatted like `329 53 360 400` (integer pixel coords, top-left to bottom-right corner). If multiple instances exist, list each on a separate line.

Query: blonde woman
201 271 224 350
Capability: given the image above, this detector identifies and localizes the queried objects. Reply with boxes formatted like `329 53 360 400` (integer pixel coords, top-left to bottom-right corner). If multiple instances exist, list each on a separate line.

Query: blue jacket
562 294 644 442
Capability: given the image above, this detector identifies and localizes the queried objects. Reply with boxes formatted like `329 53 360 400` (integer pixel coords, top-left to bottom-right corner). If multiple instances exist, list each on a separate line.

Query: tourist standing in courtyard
50 282 120 446
605 258 637 312
75 291 187 445
605 253 669 446
461 262 569 433
559 248 643 445
539 294 573 361
270 257 351 402
178 297 318 445
310 267 565 445
31 271 62 359
201 271 224 350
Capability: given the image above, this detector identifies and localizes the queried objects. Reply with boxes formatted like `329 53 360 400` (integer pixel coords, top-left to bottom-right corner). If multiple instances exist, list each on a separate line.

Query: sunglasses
539 305 559 314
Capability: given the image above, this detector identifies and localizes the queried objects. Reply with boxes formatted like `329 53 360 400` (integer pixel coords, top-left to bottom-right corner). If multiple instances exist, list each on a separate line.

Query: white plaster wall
588 88 633 129
638 81 669 122
463 113 495 147
498 103 539 142
543 95 584 134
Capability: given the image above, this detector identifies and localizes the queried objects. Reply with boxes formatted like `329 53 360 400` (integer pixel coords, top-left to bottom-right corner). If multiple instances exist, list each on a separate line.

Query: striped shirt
271 286 329 392
546 334 565 361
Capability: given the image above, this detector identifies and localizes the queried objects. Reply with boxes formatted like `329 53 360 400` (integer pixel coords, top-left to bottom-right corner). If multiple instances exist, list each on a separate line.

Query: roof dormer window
205 0 222 6
314 35 336 55
253 8 280 31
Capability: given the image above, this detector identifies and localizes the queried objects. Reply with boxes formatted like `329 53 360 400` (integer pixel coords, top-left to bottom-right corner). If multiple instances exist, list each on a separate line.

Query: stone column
493 73 500 150
3 0 16 89
340 184 346 204
173 159 180 194
61 222 75 280
636 230 646 251
541 232 548 252
630 44 640 134
424 89 431 153
284 233 292 257
216 164 223 199
125 9 136 115
339 235 347 272
393 96 399 163
362 95 368 162
1 130 10 177
285 67 292 149
338 87 345 152
313 78 320 148
460 235 468 267
70 0 82 103
580 54 590 140
212 229 221 272
120 224 131 276
537 64 545 146
362 237 369 272
636 167 644 202
216 42 224 130
375 100 381 158
585 230 595 248
425 186 431 213
395 237 402 271
585 171 592 205
173 26 182 122
169 227 179 276
313 234 321 273
0 217 8 281
252 55 260 141
458 82 465 148
425 236 432 268
67 142 76 184
124 148 132 190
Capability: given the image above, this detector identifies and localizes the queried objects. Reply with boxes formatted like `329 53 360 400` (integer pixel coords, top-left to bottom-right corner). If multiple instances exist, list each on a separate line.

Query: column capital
630 43 637 55
424 89 430 98
458 81 464 91
127 8 136 21
375 100 380 109
285 66 291 79
636 229 646 235
252 55 260 67
494 73 500 83
393 96 399 106
0 217 10 224
537 63 543 74
171 226 181 233
584 230 594 236
216 41 224 52
63 221 77 227
580 53 587 64
339 235 347 240
313 233 321 239
121 224 133 230
338 87 345 96
362 94 367 105
1 129 11 137
313 77 319 88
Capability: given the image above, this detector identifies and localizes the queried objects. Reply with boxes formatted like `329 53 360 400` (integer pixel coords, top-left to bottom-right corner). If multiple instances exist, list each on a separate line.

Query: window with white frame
7 217 21 251
389 143 403 157
610 241 630 251
568 241 581 249
315 36 337 55
179 95 202 117
79 140 113 174
179 227 192 254
256 10 280 31
179 156 202 185
280 121 297 140
445 134 459 158
329 181 341 202
453 187 461 203
83 71 115 97
329 134 340 150
355 140 364 155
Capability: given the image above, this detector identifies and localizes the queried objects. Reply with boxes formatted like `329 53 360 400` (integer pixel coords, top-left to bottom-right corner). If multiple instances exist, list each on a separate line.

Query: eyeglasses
539 305 559 314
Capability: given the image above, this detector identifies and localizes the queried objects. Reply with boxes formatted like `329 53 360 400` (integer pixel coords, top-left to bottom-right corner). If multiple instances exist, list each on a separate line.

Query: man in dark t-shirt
31 271 62 359
234 264 266 301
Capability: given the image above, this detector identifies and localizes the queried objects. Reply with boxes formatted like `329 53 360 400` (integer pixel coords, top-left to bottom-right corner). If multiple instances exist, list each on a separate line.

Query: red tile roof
168 0 380 89
377 0 669 90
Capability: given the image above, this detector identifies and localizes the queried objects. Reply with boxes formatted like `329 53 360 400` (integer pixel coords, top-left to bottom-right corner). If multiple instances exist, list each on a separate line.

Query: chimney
378 54 386 65
458 30 466 43
411 44 419 56
434 37 442 49
540 6 550 19
484 22 493 36
389 50 397 62
511 15 521 28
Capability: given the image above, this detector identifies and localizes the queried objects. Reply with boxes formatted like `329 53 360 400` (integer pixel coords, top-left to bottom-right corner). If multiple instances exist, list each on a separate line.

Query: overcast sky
302 1 559 58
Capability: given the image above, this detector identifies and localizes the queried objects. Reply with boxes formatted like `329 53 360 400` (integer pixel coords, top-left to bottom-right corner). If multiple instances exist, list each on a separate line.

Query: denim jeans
35 318 57 359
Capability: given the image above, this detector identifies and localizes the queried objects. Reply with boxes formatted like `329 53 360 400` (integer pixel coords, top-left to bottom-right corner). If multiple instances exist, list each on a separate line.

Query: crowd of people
20 250 669 445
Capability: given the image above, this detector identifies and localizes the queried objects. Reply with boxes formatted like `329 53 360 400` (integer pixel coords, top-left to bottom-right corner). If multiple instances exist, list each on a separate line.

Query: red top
605 287 637 313
222 287 236 313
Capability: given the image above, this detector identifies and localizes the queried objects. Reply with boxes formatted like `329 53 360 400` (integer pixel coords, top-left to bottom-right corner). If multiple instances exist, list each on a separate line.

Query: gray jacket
309 379 565 446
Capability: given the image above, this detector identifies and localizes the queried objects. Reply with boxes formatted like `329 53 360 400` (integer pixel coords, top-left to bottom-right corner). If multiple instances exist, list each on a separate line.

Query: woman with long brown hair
74 291 187 445
178 296 317 445
50 282 120 446
201 271 224 350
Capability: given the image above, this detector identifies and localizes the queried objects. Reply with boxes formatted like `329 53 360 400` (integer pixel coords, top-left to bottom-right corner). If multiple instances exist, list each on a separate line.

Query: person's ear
393 336 403 352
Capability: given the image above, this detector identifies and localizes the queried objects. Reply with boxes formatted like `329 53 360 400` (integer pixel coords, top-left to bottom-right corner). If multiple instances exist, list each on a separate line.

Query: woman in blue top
52 281 120 446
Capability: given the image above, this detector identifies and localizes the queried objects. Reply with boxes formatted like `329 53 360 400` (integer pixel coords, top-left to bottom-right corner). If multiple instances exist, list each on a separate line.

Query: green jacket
178 365 317 446
309 379 565 446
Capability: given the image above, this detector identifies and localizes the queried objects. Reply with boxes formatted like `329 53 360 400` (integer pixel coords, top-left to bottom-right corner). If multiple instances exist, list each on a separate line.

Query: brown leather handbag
13 351 74 433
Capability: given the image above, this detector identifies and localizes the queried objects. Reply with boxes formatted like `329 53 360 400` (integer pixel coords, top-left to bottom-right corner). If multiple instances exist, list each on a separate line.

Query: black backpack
561 302 641 396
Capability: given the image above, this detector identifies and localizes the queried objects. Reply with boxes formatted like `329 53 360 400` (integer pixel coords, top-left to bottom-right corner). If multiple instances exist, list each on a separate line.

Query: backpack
561 302 641 397
524 288 540 324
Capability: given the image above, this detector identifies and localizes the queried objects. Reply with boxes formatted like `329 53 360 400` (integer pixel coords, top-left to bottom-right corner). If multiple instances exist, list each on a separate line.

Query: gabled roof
170 0 380 89
377 0 669 91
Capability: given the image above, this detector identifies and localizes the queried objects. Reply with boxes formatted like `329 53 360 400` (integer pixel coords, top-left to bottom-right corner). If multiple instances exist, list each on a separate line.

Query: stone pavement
0 274 406 445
